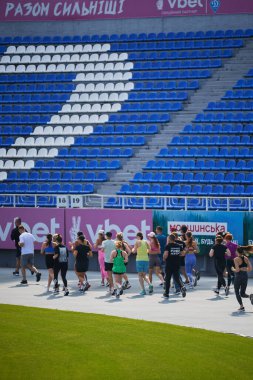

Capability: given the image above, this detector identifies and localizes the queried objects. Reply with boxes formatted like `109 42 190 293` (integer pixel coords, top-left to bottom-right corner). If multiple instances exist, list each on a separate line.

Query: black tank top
239 256 247 269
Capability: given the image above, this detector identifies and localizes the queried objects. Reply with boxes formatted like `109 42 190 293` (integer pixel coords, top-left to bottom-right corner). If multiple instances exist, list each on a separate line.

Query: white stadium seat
45 45 55 53
35 137 45 146
70 115 79 124
101 104 111 112
41 55 51 63
45 137 55 146
0 161 4 169
27 65 36 73
14 137 24 146
27 148 37 157
104 73 114 81
31 55 41 63
62 54 71 62
96 83 105 92
0 172 7 181
7 46 16 54
61 115 70 124
84 126 93 134
83 44 92 52
25 160 34 169
55 137 65 145
70 54 79 62
80 115 89 123
114 83 124 91
86 83 95 92
109 93 119 102
14 160 24 169
27 45 36 54
64 45 74 53
111 103 121 112
51 54 61 63
21 55 31 63
125 82 134 91
37 148 48 157
0 65 5 72
66 63 75 71
11 56 20 63
25 137 35 146
73 45 83 53
37 64 46 72
44 126 53 134
50 115 60 124
90 53 99 61
90 115 99 123
17 148 27 157
99 115 109 123
79 93 89 102
65 137 74 145
119 92 128 101
0 149 6 156
6 148 16 157
55 45 65 53
119 53 128 61
89 93 99 102
33 126 44 135
100 93 109 101
100 53 109 61
72 126 83 134
36 45 46 53
16 46 26 54
80 53 89 62
54 126 64 135
48 148 58 157
1 56 10 63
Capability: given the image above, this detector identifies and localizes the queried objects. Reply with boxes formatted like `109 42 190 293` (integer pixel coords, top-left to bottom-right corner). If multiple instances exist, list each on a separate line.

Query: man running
163 234 186 299
101 231 116 294
18 225 41 284
11 217 22 276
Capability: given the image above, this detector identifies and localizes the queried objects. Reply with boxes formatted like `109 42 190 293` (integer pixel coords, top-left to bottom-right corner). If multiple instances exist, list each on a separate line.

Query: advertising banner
65 208 153 245
0 0 252 22
153 210 253 255
0 208 65 249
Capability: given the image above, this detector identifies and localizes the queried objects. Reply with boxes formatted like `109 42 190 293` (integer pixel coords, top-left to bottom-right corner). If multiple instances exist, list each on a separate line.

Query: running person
110 241 128 298
171 231 187 293
94 230 108 286
18 225 41 285
101 232 115 294
224 233 238 289
155 226 167 277
69 231 91 289
209 236 231 296
232 247 252 311
185 232 199 288
73 235 92 292
132 232 153 295
53 235 69 296
11 217 22 276
40 234 55 292
147 232 164 286
115 232 132 290
163 234 186 299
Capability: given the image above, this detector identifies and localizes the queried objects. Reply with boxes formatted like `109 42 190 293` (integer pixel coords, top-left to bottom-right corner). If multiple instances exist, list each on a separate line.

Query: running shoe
106 282 110 287
20 279 27 284
241 293 249 298
159 282 164 287
119 288 124 295
195 270 201 281
148 284 154 294
238 306 245 311
139 289 146 296
214 289 219 295
31 271 34 276
54 285 60 294
36 272 41 282
111 289 116 296
116 289 121 298
163 293 169 299
250 294 253 305
175 291 181 295
13 271 19 276
122 281 131 290
193 277 198 287
101 281 105 286
181 287 186 298
225 286 229 296
64 289 69 296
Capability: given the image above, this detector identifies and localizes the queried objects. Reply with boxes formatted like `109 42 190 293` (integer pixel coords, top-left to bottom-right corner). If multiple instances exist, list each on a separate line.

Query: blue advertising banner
153 211 253 255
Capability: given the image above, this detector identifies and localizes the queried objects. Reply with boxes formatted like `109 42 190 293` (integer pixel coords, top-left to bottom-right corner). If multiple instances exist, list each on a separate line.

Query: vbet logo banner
0 208 65 249
65 209 153 245
153 210 253 255
0 0 252 22
0 208 153 249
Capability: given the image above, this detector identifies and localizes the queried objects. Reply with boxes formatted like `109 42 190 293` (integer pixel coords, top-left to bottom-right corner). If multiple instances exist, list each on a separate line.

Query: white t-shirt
19 232 36 255
102 239 115 263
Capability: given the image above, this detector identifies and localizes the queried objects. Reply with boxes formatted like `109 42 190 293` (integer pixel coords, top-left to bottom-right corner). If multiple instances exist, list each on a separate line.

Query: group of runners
11 217 253 310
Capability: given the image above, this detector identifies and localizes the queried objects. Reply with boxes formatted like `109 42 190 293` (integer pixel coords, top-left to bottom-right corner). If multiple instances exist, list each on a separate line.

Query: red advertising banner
0 0 252 22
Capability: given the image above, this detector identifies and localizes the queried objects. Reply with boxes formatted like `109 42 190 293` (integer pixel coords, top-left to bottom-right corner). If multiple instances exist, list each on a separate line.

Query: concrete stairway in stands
96 38 253 196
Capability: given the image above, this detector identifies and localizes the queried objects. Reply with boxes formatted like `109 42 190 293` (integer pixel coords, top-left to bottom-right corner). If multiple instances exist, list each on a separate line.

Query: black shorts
105 262 113 271
45 254 54 269
75 263 89 273
180 256 185 267
16 246 21 258
112 272 125 275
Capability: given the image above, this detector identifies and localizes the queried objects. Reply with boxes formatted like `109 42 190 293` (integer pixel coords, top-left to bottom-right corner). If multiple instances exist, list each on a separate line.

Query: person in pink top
147 232 164 286
94 230 108 286
224 233 238 289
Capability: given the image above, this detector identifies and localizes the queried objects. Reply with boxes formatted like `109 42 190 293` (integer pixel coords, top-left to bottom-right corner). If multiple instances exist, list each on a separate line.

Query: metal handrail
0 193 252 211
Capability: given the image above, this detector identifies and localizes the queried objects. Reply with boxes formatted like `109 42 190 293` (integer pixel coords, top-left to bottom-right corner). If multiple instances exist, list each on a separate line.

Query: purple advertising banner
0 208 153 249
0 208 65 249
65 208 153 246
0 0 252 22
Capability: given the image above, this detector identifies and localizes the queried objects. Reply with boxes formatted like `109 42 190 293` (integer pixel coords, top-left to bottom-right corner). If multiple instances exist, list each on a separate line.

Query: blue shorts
136 261 149 273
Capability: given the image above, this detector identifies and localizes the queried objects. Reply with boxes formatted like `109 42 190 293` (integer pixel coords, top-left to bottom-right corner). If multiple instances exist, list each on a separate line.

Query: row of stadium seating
145 160 253 170
206 101 253 111
157 147 253 157
6 171 107 182
131 172 253 184
182 124 253 134
1 30 253 44
170 135 252 145
0 183 94 194
118 184 253 196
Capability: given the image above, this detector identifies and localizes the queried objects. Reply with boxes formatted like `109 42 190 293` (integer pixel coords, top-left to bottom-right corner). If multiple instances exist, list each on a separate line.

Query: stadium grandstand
0 1 252 212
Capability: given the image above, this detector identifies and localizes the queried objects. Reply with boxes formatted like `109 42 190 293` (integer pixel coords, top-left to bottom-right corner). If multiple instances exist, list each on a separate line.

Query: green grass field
0 304 252 380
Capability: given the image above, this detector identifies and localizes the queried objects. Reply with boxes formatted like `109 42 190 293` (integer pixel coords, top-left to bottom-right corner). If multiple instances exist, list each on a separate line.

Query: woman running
110 241 128 298
115 232 132 290
94 230 107 286
40 234 55 292
132 232 153 295
147 232 164 286
53 235 69 296
224 233 238 289
209 236 231 296
73 235 92 292
185 232 199 288
232 247 252 311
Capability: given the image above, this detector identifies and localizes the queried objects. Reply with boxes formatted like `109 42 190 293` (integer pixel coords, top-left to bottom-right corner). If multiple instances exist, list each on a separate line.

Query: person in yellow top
132 232 153 295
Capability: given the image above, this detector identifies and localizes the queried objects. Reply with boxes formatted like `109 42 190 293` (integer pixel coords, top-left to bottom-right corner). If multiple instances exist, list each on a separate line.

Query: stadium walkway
0 268 252 338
